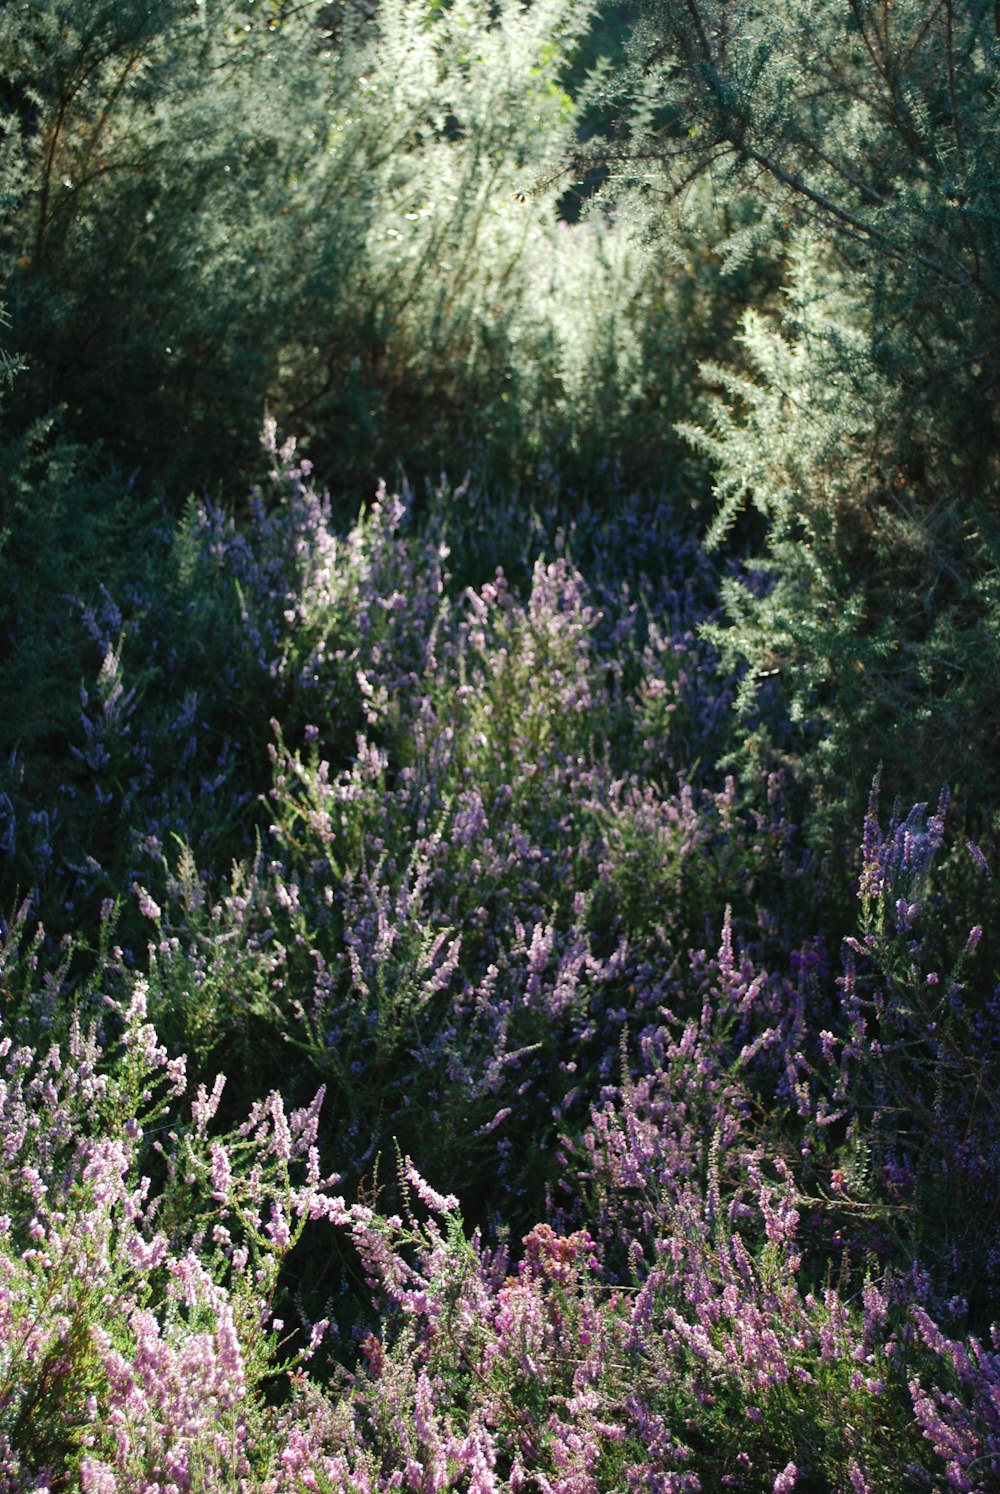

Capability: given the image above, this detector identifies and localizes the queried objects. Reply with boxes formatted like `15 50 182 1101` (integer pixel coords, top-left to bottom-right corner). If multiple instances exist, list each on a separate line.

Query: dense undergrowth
3 0 1000 1489
0 427 998 1491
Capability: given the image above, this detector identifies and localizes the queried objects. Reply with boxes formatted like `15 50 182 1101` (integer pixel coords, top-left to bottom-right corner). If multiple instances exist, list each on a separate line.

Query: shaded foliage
2 1 1000 1486
587 0 1000 842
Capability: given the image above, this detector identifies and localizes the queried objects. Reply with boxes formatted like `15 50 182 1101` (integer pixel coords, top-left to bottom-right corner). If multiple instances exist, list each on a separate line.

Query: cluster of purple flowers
1 429 998 1488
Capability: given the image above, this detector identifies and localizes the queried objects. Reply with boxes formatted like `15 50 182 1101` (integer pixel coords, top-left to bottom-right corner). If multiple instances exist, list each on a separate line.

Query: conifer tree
594 0 1000 832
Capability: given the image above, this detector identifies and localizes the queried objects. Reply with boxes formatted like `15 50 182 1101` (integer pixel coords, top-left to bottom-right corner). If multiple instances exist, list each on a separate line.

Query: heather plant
0 431 817 1226
242 450 794 1223
4 414 1000 1489
0 913 364 1490
585 770 801 958
305 849 998 1489
824 782 1000 1317
4 1 1000 1485
0 425 164 888
908 1309 1000 1492
4 903 999 1491
303 1155 935 1491
139 847 289 1095
0 424 438 935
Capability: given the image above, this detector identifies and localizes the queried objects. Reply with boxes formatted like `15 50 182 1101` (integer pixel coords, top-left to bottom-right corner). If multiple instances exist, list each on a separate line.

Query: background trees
593 0 1000 833
0 0 706 503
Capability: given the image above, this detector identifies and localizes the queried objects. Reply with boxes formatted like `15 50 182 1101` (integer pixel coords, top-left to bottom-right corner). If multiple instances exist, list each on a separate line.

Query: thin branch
34 88 72 265
789 133 890 208
898 0 948 72
740 143 996 304
945 0 965 167
681 0 713 67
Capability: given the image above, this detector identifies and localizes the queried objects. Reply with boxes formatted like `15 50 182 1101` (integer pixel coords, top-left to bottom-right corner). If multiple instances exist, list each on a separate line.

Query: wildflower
403 1160 459 1214
133 885 161 921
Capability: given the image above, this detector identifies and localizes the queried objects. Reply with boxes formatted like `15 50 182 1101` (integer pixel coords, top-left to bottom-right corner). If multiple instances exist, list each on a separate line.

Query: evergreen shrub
597 0 1000 849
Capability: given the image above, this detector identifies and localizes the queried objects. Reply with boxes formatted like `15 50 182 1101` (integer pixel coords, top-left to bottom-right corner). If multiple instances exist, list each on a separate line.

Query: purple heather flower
133 885 161 921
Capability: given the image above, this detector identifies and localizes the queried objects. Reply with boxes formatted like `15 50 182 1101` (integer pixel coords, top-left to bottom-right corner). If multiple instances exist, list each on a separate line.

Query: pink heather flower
403 1160 459 1214
268 1092 293 1163
166 1054 187 1094
125 979 148 1024
133 886 161 921
209 1143 232 1202
266 1200 292 1252
405 1456 424 1489
215 1304 246 1402
413 1370 437 1444
80 1459 118 1493
773 1464 799 1492
303 1192 354 1226
192 1073 227 1134
290 1086 327 1151
126 1234 168 1272
463 1427 499 1494
303 1319 329 1360
170 1249 225 1312
862 1278 888 1339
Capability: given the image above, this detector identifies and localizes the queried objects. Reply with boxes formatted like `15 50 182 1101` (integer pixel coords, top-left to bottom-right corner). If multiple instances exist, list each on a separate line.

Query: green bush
595 0 1000 847
1 0 741 502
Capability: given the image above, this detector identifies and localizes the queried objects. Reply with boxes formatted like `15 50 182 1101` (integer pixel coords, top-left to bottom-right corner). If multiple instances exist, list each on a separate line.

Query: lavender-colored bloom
133 884 162 922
